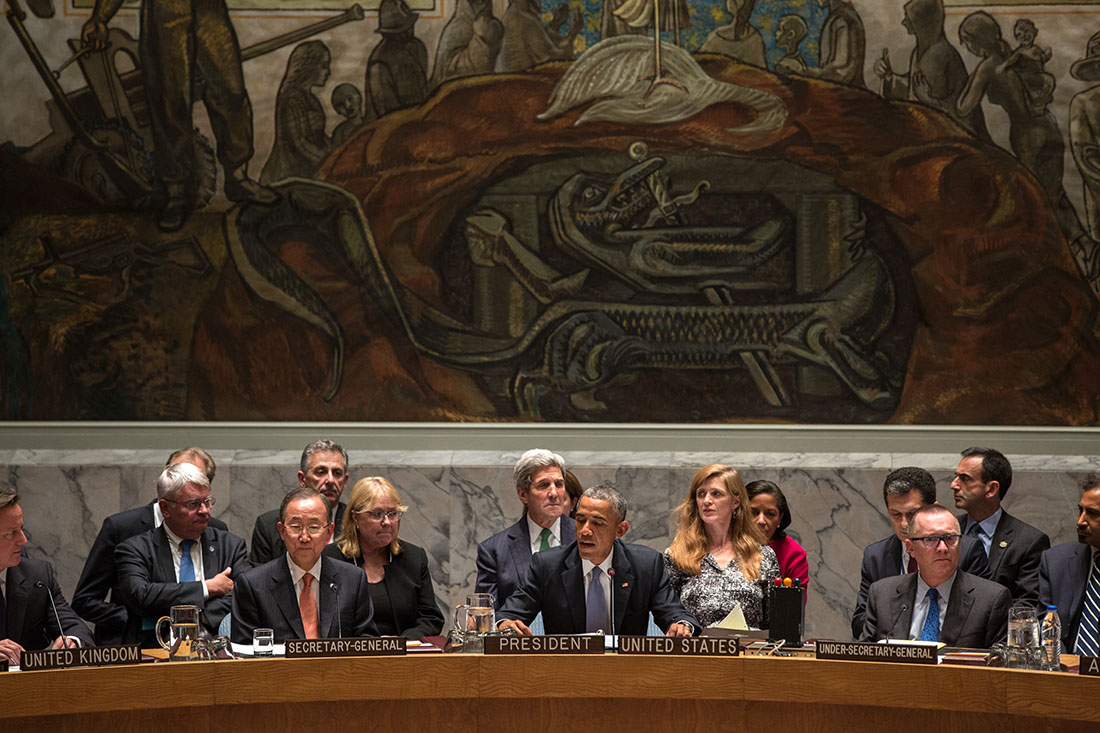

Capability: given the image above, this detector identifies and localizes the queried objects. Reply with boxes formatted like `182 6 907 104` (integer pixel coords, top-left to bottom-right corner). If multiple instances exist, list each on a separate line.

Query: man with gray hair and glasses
498 483 697 636
860 504 1009 647
116 463 249 646
476 448 576 609
250 440 351 565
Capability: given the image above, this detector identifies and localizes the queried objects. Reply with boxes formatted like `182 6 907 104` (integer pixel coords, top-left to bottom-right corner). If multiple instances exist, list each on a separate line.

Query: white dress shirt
527 515 562 553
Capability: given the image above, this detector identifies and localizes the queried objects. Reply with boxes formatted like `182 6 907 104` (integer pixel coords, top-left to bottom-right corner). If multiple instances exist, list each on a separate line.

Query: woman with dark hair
664 464 779 629
261 40 333 184
323 476 444 639
563 469 583 518
746 479 809 590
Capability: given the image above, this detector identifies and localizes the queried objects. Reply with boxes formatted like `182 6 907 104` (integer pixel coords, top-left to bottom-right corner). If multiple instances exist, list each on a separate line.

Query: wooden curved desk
2 654 1097 732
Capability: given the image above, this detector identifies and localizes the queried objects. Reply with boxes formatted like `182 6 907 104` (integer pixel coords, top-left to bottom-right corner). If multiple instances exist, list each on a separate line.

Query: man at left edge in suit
0 486 94 666
475 448 576 610
951 447 1050 604
232 488 378 645
115 463 250 646
861 504 1010 648
498 483 697 637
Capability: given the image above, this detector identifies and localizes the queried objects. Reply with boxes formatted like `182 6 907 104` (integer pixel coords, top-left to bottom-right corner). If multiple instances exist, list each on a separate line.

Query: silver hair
581 482 627 523
513 449 566 490
300 439 349 473
908 504 959 536
156 462 210 500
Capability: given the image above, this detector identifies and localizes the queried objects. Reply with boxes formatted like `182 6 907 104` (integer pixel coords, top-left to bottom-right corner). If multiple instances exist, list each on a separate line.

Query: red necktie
300 573 320 639
907 555 917 574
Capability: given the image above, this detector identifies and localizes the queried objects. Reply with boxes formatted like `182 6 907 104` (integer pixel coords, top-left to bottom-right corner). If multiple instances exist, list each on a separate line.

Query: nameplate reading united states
21 644 142 671
1080 656 1100 677
285 638 407 658
617 636 740 656
484 635 604 654
815 641 937 665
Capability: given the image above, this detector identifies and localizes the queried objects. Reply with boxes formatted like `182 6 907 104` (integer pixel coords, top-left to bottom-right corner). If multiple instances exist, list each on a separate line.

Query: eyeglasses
164 497 215 511
910 534 962 550
284 523 331 537
360 509 405 522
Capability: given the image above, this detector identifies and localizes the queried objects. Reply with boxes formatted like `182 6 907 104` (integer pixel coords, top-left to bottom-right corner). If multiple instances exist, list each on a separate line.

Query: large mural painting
2 0 1100 423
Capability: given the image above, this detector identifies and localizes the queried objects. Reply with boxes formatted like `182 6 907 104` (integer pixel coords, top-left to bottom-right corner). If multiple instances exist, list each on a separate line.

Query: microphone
34 581 71 649
607 568 616 651
329 583 342 637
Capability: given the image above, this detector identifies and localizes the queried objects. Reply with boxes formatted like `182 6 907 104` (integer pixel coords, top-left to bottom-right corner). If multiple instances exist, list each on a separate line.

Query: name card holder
21 644 142 671
484 635 604 654
815 640 938 665
1080 656 1100 677
616 636 740 656
285 637 407 658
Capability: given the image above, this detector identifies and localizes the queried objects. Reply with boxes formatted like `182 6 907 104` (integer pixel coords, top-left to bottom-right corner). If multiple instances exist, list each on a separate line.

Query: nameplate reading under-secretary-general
285 637 407 658
1080 656 1100 676
21 644 142 671
484 635 604 654
617 636 740 656
815 641 937 665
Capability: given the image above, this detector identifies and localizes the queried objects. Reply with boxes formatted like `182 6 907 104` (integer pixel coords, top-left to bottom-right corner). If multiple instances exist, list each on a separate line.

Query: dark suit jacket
498 539 700 635
115 525 250 646
73 500 227 645
851 533 991 638
860 570 1011 648
959 510 1049 604
1039 542 1093 652
250 502 347 566
322 541 444 639
476 516 577 610
231 555 379 644
4 557 94 650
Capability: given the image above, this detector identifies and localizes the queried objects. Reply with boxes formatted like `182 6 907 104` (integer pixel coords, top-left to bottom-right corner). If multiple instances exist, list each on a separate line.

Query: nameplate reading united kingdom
815 641 937 665
1080 656 1100 676
285 637 407 658
484 635 604 654
21 644 142 671
617 636 740 656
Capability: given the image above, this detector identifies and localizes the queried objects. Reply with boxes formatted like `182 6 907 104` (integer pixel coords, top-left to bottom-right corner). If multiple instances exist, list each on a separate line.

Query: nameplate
484 635 604 654
21 644 142 671
285 637 407 658
1080 656 1100 676
815 641 937 665
617 636 740 656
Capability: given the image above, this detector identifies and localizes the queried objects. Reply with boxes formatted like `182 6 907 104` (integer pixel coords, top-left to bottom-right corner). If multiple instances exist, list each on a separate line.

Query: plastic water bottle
1040 605 1062 671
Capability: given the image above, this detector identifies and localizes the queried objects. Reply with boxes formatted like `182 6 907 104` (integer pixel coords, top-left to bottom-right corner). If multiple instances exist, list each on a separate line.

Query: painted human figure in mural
81 0 277 231
874 0 989 142
1070 32 1100 255
774 15 808 75
366 0 430 117
999 19 1054 115
608 0 690 46
331 84 366 147
431 0 504 88
261 41 332 184
499 0 581 72
801 0 865 87
698 0 766 68
955 12 1093 264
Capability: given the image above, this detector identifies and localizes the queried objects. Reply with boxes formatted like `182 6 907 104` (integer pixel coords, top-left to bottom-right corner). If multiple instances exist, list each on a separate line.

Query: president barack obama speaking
498 484 698 637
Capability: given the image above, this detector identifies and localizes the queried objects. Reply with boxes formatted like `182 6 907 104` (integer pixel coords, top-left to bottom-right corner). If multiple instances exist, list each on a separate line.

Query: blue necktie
1076 554 1100 656
920 588 940 641
179 540 196 583
585 567 607 634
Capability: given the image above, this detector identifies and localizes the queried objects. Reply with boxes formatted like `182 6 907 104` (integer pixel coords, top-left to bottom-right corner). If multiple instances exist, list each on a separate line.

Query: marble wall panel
0 450 1095 644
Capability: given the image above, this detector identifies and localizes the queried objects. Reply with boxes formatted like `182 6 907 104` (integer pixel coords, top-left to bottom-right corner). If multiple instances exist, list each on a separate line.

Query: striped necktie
920 588 940 642
1075 554 1100 656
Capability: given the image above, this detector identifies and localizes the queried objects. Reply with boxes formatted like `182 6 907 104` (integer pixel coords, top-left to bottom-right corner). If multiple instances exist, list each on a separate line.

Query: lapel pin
999 541 1007 548
622 582 629 588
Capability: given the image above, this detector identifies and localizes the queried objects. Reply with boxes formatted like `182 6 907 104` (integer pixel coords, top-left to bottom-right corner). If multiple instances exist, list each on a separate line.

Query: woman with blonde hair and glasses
324 476 444 639
664 464 779 629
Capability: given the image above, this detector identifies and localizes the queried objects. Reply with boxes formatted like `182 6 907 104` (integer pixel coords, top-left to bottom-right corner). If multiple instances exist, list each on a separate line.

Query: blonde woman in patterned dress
664 464 780 628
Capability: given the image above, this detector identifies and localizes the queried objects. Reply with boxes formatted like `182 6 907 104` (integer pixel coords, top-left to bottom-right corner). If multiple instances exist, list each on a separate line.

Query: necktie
538 528 551 552
179 540 196 583
1075 554 1100 656
0 581 7 640
300 573 320 639
906 554 917 574
967 523 987 556
585 566 608 633
920 588 940 642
